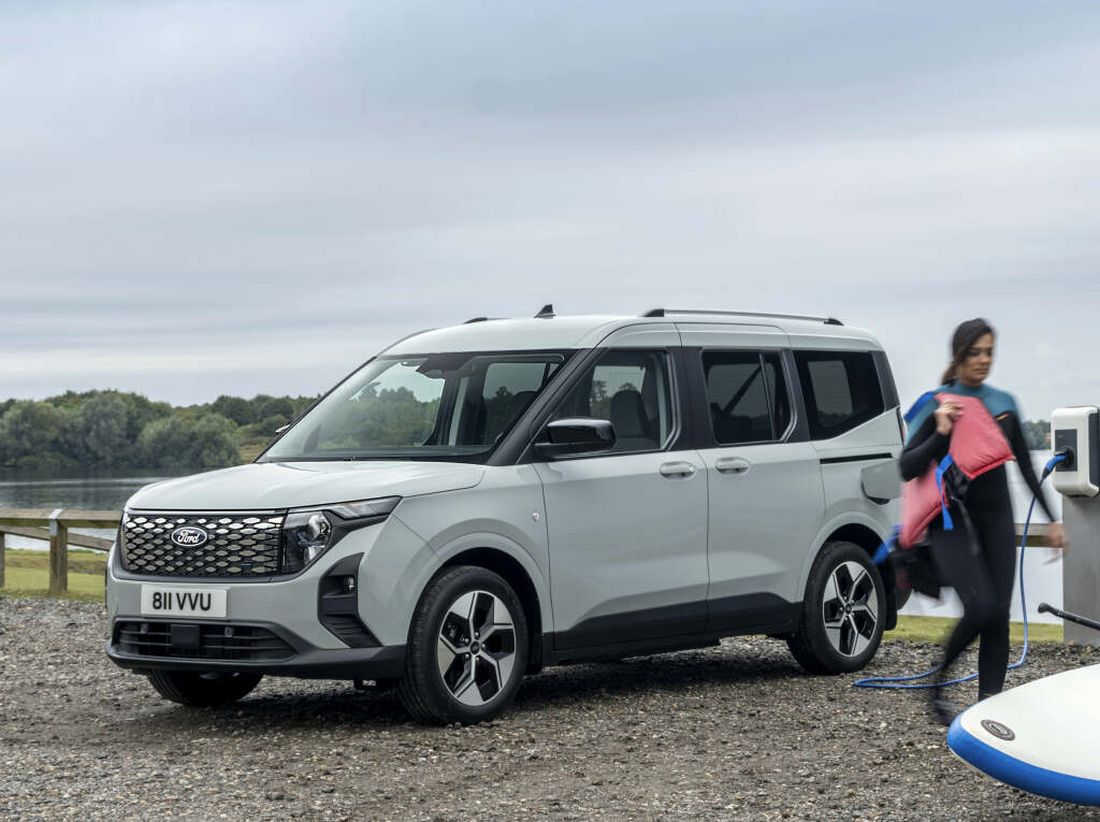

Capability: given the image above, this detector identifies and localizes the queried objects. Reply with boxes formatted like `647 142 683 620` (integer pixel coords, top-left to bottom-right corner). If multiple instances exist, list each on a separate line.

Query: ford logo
980 719 1015 741
170 526 209 548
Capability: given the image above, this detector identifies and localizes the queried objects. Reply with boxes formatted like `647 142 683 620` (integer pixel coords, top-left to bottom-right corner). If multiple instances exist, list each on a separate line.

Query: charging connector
1043 448 1073 480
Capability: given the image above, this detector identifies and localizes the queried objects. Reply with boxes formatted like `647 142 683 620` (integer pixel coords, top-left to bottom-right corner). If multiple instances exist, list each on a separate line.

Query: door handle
659 461 697 478
716 456 752 475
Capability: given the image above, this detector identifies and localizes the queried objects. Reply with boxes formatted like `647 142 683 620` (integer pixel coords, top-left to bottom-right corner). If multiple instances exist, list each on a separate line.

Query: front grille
121 512 284 577
114 621 294 661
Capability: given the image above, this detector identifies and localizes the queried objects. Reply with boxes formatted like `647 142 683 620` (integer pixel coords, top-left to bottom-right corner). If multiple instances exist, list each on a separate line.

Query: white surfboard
947 664 1100 805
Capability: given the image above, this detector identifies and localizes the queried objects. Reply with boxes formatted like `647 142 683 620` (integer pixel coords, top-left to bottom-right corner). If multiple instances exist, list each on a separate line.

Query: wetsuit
899 382 1055 697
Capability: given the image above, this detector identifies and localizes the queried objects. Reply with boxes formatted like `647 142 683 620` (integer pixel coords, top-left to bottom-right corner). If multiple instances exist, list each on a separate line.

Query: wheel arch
802 516 900 630
434 545 548 674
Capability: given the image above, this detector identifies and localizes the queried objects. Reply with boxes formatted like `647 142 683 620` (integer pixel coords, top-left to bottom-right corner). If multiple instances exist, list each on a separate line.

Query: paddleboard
947 664 1100 805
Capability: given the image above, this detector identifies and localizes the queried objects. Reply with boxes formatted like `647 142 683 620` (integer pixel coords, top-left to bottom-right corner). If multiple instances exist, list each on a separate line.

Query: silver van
106 308 905 723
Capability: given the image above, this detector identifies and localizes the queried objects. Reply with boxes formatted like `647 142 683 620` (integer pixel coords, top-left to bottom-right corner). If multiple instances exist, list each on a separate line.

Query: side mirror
535 418 616 459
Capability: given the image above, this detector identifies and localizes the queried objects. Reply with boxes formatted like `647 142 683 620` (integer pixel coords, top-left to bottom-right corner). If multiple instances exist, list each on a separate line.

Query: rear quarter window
794 351 884 439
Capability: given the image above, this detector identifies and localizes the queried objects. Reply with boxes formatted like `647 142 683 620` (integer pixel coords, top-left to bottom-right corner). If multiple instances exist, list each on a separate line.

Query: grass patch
1 548 105 601
888 615 1063 644
238 439 271 463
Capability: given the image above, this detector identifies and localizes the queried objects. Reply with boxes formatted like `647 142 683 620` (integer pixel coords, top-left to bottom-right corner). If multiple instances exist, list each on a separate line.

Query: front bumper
105 618 406 679
105 517 427 680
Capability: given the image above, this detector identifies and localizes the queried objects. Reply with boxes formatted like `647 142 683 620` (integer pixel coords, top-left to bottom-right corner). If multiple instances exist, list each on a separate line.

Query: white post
1063 497 1100 646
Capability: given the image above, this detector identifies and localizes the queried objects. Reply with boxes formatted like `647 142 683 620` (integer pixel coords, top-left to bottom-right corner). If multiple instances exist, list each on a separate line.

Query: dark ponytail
941 318 995 385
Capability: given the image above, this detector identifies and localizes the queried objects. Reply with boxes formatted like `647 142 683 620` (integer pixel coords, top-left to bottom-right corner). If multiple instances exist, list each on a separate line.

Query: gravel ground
1 598 1098 821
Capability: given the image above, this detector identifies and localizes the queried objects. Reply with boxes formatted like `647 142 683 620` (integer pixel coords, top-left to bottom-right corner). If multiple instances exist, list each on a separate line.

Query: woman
899 318 1065 725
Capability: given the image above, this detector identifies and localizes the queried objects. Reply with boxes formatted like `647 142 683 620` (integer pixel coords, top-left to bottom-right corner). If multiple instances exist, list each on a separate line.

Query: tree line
1020 419 1051 451
0 390 317 473
0 388 1055 473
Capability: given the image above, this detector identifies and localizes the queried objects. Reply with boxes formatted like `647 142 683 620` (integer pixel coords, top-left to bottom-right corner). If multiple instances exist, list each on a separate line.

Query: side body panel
534 450 709 644
797 409 902 595
702 440 826 605
677 324 827 619
533 323 711 647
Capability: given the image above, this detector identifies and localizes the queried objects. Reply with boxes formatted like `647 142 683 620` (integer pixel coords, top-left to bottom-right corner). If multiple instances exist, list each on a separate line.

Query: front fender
391 468 554 635
421 530 554 634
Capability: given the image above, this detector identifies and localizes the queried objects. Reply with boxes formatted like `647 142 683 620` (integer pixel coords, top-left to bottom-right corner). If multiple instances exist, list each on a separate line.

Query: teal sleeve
984 386 1018 419
905 398 937 444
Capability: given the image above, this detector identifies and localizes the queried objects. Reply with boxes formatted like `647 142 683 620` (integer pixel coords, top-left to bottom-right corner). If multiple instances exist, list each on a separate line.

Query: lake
0 469 183 511
0 454 1064 621
0 468 183 552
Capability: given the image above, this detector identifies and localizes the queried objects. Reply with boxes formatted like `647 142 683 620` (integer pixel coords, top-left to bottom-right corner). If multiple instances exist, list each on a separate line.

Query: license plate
140 586 228 618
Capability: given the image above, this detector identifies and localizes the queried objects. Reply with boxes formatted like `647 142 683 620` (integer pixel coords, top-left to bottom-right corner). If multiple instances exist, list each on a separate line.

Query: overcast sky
2 1 1099 418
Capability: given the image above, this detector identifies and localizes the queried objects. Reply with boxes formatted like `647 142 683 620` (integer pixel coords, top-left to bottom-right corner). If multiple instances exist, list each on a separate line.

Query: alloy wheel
436 590 518 707
821 560 879 658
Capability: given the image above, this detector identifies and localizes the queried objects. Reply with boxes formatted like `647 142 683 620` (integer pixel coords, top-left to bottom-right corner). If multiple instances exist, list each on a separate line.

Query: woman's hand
1047 521 1065 549
1043 521 1066 565
934 398 963 436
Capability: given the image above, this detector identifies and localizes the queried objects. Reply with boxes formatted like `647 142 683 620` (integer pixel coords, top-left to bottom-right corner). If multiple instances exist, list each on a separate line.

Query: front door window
551 350 673 453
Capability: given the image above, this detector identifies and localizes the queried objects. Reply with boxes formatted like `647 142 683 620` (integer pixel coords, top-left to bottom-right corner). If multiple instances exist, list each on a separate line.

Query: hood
126 460 485 511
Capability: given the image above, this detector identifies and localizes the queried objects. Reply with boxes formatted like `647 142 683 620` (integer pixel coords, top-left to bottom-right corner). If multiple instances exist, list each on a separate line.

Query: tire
787 541 886 674
147 670 263 707
397 566 528 725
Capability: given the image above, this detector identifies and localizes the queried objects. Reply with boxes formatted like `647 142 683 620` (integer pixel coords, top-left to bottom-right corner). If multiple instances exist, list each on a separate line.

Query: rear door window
702 351 791 444
794 351 884 439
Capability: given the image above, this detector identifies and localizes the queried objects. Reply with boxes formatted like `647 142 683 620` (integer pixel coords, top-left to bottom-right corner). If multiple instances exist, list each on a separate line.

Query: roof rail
642 308 843 326
464 317 489 324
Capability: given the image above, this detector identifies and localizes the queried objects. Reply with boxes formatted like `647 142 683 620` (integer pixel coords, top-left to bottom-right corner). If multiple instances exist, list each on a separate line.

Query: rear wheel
147 670 263 707
787 541 885 674
398 566 528 724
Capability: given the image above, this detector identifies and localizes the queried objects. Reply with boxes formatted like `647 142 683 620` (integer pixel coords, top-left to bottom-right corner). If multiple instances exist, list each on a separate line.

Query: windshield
261 351 567 462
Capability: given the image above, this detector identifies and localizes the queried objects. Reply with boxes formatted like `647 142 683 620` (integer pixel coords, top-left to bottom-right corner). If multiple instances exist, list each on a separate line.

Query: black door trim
819 453 895 465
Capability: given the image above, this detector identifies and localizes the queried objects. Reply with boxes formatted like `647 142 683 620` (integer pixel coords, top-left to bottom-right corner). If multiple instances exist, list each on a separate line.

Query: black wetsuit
899 407 1055 696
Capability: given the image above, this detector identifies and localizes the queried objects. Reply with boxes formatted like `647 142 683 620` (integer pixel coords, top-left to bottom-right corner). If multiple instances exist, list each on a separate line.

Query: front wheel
397 566 528 724
787 541 885 674
147 670 263 707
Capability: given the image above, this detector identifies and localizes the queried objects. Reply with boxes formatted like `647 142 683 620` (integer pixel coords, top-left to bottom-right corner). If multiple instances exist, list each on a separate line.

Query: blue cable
853 452 1066 690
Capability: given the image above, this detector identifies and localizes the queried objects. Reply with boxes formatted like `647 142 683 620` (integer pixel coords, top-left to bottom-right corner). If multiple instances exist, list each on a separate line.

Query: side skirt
542 594 801 667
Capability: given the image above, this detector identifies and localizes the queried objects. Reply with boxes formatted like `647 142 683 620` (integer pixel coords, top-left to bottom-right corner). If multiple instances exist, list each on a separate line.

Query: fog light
343 576 356 593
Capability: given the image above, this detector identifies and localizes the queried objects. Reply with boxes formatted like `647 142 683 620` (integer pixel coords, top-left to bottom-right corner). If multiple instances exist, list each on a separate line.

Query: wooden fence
0 508 120 594
0 508 1054 596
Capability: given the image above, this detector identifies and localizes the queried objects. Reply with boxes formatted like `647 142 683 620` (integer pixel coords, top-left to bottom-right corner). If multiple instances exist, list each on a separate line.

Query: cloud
0 0 1097 414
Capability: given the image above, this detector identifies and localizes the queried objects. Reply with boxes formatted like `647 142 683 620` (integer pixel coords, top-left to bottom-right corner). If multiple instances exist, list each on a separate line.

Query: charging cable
852 450 1068 690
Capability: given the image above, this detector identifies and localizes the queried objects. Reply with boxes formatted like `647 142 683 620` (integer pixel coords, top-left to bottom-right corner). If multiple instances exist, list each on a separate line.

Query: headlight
280 496 401 574
282 511 333 574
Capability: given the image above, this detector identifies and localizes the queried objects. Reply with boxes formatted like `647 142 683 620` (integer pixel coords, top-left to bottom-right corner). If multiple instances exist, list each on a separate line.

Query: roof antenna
534 303 555 319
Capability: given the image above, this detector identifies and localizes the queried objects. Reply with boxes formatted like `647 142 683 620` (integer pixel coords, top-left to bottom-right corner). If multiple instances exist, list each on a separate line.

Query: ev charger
1050 407 1100 646
1050 406 1100 497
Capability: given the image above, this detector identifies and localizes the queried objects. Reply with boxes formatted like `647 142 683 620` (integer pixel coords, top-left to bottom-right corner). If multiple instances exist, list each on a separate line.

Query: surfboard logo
980 719 1015 741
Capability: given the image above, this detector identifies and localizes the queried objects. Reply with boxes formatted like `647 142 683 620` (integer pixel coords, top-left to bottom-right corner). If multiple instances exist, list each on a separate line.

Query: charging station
1050 406 1100 645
